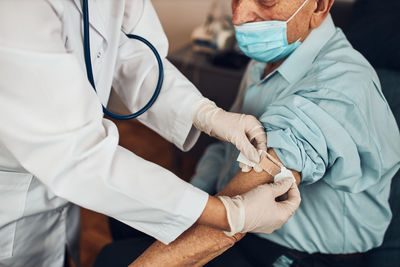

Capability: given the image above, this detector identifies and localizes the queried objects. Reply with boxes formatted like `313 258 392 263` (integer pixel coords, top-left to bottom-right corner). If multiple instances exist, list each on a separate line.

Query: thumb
236 135 260 164
280 182 301 209
271 178 293 198
251 131 268 152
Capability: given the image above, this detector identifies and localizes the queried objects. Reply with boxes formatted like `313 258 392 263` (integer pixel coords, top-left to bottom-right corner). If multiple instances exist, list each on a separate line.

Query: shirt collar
277 14 336 84
251 61 267 82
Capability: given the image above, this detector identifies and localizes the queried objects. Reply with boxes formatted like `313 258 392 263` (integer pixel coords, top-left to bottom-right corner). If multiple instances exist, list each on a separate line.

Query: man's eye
258 0 277 7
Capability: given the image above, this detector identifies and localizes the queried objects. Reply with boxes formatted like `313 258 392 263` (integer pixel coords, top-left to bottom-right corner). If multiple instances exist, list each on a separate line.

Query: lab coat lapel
122 0 144 33
73 0 109 43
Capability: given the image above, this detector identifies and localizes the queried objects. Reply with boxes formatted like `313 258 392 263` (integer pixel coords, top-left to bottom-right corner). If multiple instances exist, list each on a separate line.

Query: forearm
196 196 230 231
129 224 239 267
129 168 274 267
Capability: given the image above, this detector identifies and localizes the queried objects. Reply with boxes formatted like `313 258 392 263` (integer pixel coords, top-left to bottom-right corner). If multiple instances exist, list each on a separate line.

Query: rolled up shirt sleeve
260 91 385 193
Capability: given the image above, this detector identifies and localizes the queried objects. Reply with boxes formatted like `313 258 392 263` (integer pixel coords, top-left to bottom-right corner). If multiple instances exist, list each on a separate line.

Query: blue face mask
234 0 309 63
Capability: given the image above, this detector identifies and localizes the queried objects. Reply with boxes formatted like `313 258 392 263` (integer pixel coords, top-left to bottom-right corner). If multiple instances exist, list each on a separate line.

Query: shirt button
96 50 103 59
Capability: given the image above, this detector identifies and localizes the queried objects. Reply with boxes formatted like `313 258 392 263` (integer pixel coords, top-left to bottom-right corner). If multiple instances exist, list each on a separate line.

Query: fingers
229 114 267 171
270 178 294 198
256 142 268 153
251 130 268 152
246 118 267 151
253 164 263 173
283 182 301 209
229 114 267 165
247 125 265 140
239 161 262 173
276 192 288 202
237 136 260 164
271 184 300 227
276 184 301 222
239 149 265 173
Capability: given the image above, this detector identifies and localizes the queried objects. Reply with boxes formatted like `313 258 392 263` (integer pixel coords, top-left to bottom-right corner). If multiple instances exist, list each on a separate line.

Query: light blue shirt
191 15 400 254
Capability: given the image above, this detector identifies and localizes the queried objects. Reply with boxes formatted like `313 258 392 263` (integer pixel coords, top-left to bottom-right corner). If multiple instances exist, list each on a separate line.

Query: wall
152 0 217 53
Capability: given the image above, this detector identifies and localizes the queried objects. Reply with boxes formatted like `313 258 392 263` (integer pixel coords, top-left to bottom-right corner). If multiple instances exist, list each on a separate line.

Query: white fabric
0 0 209 266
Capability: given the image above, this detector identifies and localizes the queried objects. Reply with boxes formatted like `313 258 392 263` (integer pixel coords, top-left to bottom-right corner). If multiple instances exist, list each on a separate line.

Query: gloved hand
218 178 301 235
192 98 267 169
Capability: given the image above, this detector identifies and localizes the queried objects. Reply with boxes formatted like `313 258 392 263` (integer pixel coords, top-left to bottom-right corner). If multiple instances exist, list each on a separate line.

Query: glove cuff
191 98 219 135
218 195 245 236
191 98 215 121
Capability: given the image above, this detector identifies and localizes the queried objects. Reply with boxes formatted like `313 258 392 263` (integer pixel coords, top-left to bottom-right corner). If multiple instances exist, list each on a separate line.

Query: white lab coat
0 0 209 266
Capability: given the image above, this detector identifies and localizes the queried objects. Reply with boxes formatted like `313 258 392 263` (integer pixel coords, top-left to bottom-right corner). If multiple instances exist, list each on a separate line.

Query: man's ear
310 0 334 29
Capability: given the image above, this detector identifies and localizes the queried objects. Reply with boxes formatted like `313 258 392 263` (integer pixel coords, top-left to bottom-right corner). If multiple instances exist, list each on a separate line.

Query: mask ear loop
286 0 310 44
286 0 310 23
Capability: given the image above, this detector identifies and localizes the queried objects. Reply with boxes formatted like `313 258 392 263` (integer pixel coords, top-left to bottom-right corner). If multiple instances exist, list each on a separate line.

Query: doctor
0 1 300 266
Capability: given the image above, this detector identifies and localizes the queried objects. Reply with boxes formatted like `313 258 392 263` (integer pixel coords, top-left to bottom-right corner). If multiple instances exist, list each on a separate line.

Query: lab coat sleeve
190 142 227 195
112 0 203 152
0 0 209 244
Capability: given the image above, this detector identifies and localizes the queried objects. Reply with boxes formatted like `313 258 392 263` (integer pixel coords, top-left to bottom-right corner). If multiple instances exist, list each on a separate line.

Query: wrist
191 98 219 135
190 98 215 121
197 196 230 231
218 196 245 236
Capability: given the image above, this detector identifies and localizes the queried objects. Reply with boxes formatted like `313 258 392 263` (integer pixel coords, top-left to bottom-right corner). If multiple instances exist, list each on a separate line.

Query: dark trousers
205 234 367 267
94 218 369 267
94 218 154 267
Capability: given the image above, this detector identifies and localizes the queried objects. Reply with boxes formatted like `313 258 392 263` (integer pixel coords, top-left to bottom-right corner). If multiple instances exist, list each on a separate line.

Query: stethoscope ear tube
82 0 164 120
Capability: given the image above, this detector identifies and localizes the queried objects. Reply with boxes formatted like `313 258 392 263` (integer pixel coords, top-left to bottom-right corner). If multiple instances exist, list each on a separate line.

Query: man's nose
232 0 259 25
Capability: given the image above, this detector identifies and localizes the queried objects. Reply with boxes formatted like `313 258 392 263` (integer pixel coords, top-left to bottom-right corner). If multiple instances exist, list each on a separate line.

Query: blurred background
153 0 218 53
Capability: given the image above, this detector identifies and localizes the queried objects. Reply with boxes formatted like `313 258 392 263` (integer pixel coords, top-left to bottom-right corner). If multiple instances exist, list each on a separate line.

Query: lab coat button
96 51 102 59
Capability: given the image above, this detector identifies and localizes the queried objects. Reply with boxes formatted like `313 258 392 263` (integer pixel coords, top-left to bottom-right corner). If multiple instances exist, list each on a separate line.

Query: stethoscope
82 0 164 120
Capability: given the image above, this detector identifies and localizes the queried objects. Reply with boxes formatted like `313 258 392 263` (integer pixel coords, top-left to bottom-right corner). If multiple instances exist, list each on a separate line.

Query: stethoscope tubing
82 0 164 120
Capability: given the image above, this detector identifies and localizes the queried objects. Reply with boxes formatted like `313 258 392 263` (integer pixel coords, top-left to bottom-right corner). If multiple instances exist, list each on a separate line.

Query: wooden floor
79 118 199 267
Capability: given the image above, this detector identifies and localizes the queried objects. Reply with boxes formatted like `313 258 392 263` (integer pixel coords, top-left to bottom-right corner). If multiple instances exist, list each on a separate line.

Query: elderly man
95 0 400 266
